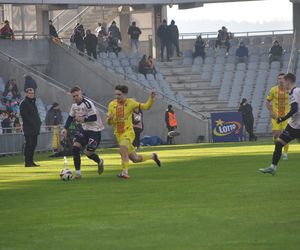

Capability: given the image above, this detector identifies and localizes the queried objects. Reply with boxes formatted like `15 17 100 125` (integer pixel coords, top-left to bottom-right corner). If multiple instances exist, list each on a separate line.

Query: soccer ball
60 168 73 181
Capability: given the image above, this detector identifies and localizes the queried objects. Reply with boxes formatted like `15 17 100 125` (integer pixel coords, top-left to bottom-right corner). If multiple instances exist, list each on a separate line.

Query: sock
87 153 100 164
122 161 129 170
122 161 129 175
284 144 289 154
141 154 152 162
72 146 81 171
76 170 81 176
272 141 284 165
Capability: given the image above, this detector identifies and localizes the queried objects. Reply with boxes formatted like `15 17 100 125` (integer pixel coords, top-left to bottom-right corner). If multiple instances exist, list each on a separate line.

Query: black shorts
74 130 101 152
279 124 300 144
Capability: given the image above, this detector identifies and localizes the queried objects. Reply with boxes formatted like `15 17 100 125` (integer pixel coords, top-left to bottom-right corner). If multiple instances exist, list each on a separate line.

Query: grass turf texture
0 142 300 250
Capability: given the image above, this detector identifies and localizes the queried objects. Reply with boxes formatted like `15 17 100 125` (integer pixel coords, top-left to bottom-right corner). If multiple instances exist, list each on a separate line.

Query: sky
167 0 293 33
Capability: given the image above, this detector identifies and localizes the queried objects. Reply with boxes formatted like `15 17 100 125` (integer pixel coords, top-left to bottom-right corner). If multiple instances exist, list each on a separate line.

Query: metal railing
179 29 294 40
287 30 298 74
57 7 90 35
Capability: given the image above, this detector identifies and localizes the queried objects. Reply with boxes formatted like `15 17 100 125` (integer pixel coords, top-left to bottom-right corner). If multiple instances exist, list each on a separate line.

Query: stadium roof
0 0 262 5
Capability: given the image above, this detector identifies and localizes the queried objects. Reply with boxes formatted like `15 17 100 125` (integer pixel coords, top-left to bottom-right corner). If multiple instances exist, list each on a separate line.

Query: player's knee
72 146 80 157
275 141 284 150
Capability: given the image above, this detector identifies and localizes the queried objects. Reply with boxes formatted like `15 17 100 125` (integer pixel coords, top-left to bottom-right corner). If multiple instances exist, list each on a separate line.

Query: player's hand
277 117 283 124
61 128 67 139
107 114 114 121
75 115 84 123
150 89 156 99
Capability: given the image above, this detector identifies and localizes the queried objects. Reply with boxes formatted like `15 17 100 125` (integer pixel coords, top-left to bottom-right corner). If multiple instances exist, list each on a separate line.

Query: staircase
53 6 119 39
158 59 231 116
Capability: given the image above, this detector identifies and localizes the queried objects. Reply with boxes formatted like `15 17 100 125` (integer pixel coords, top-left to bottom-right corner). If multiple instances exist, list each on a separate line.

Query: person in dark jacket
235 41 249 64
138 55 150 78
24 75 37 93
238 98 257 141
84 29 98 59
168 20 181 57
45 102 63 129
49 20 58 38
269 40 283 67
20 88 42 167
194 35 206 61
108 21 122 44
74 26 85 53
128 21 142 53
165 105 178 144
157 19 171 62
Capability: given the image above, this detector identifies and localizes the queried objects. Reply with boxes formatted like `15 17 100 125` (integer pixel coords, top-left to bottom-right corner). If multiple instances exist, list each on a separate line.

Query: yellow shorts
116 131 135 154
271 118 288 131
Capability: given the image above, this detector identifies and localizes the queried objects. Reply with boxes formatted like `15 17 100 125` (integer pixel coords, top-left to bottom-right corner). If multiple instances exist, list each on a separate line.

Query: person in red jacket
0 20 14 40
165 105 178 144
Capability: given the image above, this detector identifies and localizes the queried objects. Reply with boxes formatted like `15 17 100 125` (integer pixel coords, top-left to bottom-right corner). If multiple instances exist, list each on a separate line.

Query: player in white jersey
259 73 300 175
61 86 104 179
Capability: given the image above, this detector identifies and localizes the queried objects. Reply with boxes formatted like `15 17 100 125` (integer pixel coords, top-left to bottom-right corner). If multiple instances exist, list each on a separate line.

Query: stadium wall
47 42 208 144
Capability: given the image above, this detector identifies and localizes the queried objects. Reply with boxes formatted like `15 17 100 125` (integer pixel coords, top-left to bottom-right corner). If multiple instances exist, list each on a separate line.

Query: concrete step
176 89 219 96
171 82 214 90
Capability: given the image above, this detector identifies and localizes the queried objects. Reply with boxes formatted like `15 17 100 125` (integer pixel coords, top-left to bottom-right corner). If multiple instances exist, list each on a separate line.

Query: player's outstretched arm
139 89 156 110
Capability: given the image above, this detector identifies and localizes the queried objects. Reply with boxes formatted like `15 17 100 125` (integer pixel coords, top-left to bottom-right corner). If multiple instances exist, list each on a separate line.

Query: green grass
0 142 300 250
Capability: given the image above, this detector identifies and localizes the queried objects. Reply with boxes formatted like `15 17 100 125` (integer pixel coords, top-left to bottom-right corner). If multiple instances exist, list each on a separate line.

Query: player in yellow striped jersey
266 73 290 160
107 85 161 179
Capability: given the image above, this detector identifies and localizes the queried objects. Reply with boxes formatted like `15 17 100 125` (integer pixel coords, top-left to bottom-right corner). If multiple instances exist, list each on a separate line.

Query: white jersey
69 98 104 132
288 87 300 129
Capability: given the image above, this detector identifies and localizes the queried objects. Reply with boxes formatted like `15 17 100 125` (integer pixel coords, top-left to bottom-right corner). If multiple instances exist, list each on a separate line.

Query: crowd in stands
0 75 63 135
69 21 124 58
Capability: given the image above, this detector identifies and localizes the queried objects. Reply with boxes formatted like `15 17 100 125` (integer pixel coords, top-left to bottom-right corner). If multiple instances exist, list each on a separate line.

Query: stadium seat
193 57 203 65
183 49 193 58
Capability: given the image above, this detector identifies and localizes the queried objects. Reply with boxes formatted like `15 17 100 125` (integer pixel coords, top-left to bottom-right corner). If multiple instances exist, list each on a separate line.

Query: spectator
49 20 58 38
45 102 63 129
269 40 283 67
45 102 63 152
165 105 178 145
108 21 122 44
168 20 181 57
13 113 22 133
2 79 21 113
146 55 157 78
138 55 150 78
95 22 102 35
127 21 142 53
24 75 37 93
215 26 232 54
238 98 257 141
97 28 108 53
107 33 122 56
84 29 98 59
20 88 41 167
193 35 206 61
132 107 143 151
157 19 171 62
1 111 12 134
235 41 249 64
74 25 85 53
0 20 14 40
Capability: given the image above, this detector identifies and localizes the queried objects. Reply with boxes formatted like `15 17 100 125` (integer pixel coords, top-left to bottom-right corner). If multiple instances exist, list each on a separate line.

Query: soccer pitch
0 142 300 250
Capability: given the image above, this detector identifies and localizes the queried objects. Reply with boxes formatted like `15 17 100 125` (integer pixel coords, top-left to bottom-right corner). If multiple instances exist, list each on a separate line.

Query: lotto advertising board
211 112 243 143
